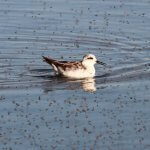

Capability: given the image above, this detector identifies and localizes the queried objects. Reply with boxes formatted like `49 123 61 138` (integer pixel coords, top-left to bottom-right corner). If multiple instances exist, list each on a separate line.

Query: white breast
60 67 95 78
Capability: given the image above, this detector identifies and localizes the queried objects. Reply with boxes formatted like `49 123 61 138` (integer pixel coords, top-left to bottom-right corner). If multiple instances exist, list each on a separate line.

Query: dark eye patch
87 57 93 59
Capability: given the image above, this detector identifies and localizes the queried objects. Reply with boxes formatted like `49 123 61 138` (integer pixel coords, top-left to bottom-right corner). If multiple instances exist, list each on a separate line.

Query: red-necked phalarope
43 54 105 79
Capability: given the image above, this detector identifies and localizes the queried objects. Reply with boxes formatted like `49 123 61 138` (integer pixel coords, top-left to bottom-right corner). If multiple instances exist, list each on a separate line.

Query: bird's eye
87 57 93 60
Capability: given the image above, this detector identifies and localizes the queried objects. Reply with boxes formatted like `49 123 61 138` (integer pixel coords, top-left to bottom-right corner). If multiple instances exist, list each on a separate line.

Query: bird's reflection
41 76 96 93
79 78 96 92
30 68 110 93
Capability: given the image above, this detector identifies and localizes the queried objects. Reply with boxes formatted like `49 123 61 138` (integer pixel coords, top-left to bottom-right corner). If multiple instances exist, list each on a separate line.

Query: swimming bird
42 54 105 79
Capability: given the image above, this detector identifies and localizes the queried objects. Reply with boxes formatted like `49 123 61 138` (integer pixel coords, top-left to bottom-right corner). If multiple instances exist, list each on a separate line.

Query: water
0 0 150 149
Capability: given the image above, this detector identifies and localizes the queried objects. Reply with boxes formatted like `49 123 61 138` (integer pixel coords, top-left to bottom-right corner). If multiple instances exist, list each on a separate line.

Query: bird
42 54 105 79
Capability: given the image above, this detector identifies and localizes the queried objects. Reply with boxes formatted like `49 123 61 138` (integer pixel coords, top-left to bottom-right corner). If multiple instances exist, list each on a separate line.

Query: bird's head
82 54 105 66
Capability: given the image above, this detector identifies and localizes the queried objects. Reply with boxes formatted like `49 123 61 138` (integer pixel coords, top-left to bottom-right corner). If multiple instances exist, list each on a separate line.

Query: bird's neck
82 62 95 72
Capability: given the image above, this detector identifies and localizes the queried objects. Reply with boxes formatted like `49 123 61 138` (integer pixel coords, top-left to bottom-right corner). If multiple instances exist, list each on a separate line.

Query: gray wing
42 56 84 71
43 56 59 66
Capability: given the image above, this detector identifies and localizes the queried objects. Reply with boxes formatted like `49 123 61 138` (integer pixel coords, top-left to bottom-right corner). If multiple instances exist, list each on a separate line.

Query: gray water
0 0 150 150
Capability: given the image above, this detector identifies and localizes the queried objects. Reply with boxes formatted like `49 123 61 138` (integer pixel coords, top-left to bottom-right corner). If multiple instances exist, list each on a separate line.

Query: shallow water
0 0 150 149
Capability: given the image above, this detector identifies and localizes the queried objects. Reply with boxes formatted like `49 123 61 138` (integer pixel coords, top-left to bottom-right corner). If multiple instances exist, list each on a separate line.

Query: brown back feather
42 56 85 71
42 56 56 65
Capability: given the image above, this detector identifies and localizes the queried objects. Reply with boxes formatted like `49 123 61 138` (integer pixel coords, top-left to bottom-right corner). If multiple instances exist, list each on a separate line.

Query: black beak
96 60 106 66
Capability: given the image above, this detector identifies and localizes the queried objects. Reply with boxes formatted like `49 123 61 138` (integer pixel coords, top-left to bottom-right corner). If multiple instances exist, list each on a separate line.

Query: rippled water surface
0 0 150 149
